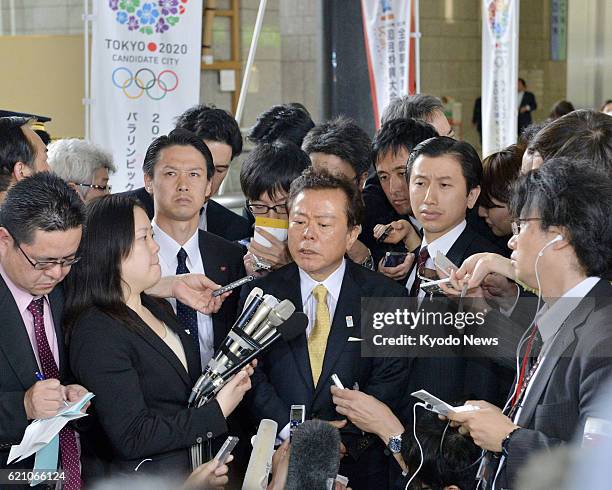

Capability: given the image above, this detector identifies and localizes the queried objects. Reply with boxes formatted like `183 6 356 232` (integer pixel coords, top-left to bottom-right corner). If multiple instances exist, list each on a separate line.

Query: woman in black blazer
64 195 252 480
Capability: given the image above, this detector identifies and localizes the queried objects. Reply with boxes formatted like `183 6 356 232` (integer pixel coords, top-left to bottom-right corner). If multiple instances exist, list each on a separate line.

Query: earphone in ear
537 234 563 257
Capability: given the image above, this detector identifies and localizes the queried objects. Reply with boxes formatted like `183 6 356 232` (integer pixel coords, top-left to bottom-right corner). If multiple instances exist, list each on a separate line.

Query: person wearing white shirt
143 129 246 370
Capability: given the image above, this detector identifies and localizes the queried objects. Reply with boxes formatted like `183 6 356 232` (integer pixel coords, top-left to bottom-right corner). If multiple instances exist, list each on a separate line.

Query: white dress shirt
152 221 215 368
405 220 467 301
277 259 347 441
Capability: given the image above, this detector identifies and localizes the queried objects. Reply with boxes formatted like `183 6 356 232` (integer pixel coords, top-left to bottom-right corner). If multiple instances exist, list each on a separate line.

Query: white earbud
537 234 563 257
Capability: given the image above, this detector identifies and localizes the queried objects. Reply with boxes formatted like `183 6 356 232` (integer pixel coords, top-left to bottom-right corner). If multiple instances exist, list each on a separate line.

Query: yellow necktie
308 284 331 386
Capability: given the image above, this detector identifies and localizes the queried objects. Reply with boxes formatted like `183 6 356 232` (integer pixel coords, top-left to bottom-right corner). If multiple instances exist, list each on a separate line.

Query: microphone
285 420 342 490
207 295 279 376
243 419 278 490
252 299 296 343
194 313 308 405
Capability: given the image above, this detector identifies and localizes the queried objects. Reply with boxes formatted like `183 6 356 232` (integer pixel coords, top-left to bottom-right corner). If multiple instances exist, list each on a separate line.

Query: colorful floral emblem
109 0 188 35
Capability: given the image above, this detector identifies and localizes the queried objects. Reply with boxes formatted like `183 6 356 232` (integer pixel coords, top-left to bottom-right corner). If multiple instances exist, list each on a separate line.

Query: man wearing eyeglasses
48 139 115 202
0 172 89 489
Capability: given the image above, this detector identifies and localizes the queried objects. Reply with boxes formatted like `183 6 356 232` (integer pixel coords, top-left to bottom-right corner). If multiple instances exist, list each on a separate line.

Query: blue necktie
176 248 200 355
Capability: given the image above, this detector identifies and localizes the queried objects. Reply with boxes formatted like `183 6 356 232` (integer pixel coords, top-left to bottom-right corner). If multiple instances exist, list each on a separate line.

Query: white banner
482 0 519 157
361 0 412 128
91 0 203 192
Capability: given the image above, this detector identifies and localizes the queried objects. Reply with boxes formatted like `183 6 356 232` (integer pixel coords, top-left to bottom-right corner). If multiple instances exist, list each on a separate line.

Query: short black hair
372 118 438 165
0 116 36 191
510 157 612 277
302 116 372 176
0 172 85 245
519 77 527 86
248 103 315 146
240 140 310 201
402 409 480 490
530 109 612 175
288 167 365 228
142 128 214 179
174 104 242 159
518 121 547 150
381 94 444 125
407 136 482 192
549 100 575 120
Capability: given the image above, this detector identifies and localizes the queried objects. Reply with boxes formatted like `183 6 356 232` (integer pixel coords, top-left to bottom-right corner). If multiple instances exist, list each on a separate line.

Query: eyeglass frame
74 182 112 192
511 218 542 236
5 229 81 271
246 200 289 216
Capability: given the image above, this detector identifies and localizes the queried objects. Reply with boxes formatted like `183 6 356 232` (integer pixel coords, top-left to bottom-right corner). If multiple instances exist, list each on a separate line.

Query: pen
35 371 70 407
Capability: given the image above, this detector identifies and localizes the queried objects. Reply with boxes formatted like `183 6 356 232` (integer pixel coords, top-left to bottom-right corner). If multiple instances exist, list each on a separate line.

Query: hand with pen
24 372 90 420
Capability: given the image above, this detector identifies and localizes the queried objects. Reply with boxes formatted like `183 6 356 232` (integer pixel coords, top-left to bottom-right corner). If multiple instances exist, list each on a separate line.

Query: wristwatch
360 251 375 271
387 434 402 454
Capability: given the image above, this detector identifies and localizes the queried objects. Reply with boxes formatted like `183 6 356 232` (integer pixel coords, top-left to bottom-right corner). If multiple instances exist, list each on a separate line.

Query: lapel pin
345 316 354 328
220 266 227 272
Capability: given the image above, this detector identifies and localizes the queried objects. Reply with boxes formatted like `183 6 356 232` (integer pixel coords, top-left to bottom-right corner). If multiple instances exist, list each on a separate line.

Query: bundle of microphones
189 287 308 468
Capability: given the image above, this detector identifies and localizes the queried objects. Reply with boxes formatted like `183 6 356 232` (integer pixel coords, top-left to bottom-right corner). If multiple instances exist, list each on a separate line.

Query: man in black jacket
517 78 538 137
122 105 251 242
241 169 408 490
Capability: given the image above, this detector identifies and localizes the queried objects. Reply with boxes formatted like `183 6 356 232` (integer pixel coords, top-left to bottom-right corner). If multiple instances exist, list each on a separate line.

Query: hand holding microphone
216 360 257 418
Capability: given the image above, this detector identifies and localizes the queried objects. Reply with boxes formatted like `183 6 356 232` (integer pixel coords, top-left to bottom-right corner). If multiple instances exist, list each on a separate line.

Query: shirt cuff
276 423 291 445
499 283 521 317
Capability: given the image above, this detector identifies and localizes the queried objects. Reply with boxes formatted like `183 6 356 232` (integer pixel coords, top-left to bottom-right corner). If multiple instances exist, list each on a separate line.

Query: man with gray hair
48 139 116 202
381 93 455 138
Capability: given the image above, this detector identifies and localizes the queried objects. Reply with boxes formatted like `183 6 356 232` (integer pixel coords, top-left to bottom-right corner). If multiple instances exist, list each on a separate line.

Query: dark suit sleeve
239 284 291 430
527 92 537 111
0 390 29 446
70 314 228 461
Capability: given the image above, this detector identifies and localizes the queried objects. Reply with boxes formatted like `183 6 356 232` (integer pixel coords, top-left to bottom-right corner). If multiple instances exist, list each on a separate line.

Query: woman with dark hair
548 100 575 120
64 195 252 480
247 103 314 147
477 145 523 252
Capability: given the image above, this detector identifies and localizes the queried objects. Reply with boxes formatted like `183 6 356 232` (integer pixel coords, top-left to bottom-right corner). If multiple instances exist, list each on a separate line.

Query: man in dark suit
447 159 612 490
517 78 537 137
241 168 408 490
400 137 510 411
122 105 251 242
142 129 245 370
0 172 89 489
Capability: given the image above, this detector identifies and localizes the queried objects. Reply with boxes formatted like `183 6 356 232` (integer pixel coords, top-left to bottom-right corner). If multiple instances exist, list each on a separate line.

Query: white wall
567 0 612 109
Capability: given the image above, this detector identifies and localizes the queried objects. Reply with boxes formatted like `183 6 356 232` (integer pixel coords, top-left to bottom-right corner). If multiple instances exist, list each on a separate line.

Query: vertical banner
550 0 567 61
91 0 203 192
361 0 412 128
482 0 519 157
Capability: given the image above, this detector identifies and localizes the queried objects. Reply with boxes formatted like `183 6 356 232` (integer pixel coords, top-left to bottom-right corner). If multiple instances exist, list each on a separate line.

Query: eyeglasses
511 218 542 236
5 228 81 271
75 183 112 192
247 201 288 216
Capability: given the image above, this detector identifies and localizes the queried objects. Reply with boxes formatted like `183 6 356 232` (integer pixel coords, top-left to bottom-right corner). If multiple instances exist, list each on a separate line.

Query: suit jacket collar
129 295 199 387
280 262 361 399
516 280 611 426
198 230 231 351
0 276 43 389
445 226 479 268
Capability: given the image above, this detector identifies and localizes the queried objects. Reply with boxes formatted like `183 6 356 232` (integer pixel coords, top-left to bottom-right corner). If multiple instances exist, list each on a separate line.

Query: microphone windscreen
286 420 341 490
277 312 308 341
242 419 278 490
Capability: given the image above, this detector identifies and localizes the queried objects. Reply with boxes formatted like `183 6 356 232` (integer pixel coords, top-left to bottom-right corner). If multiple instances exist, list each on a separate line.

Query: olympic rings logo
112 67 179 100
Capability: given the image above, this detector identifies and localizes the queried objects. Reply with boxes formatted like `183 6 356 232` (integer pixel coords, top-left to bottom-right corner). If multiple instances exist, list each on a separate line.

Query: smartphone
214 436 239 463
376 224 394 244
411 389 479 416
289 404 306 441
212 275 255 297
383 251 408 268
434 251 458 278
420 277 452 295
330 373 344 389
